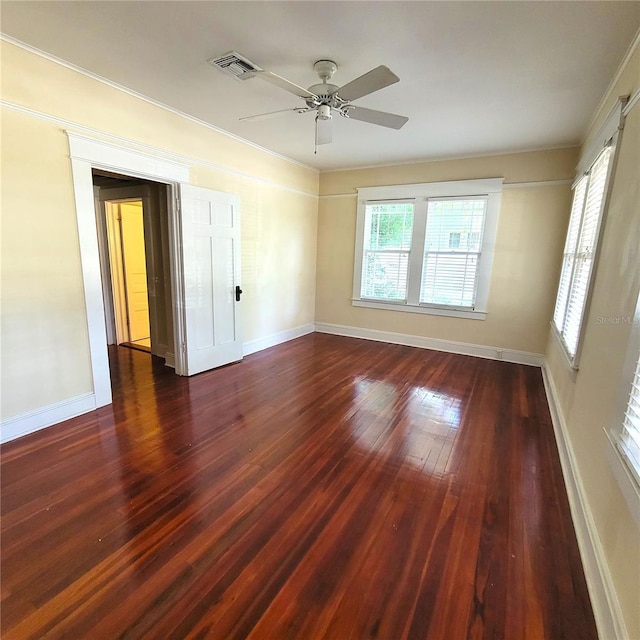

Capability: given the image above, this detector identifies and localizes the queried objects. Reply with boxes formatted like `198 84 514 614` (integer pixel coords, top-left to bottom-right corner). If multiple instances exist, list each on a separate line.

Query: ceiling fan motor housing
307 60 340 110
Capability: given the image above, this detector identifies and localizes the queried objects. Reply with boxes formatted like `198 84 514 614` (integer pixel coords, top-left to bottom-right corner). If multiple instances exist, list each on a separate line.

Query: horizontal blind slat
420 198 486 308
621 350 640 477
362 203 414 301
555 147 611 359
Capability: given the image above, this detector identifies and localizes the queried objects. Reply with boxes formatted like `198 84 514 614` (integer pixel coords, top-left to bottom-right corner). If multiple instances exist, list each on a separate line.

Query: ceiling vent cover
208 51 262 80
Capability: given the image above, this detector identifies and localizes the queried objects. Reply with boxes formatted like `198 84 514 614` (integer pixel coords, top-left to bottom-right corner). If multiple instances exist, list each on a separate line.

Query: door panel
179 184 242 375
193 235 215 349
120 202 150 343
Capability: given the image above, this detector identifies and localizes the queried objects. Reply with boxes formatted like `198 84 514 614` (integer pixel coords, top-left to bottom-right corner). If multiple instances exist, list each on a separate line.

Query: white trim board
319 179 573 200
1 101 318 199
68 132 192 405
0 325 316 444
0 34 317 174
318 143 579 175
541 365 628 640
243 323 315 357
0 393 96 444
314 322 544 366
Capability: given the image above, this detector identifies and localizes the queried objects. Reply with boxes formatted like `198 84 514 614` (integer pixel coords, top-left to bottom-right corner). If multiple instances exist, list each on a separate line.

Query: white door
119 202 151 343
178 184 242 375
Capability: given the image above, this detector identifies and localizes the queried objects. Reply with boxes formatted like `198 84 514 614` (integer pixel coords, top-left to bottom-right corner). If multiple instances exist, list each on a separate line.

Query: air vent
208 51 262 80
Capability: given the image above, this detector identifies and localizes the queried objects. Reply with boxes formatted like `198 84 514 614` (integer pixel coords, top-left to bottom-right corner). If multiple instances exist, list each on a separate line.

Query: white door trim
67 132 190 406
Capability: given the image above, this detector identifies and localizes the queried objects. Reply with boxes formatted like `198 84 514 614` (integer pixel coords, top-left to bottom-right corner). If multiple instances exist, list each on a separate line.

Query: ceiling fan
208 52 409 149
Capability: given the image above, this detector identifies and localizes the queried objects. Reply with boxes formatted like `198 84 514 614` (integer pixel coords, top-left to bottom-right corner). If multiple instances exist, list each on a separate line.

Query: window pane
420 198 486 307
364 203 413 250
421 253 479 307
553 176 588 332
557 147 611 358
361 202 413 301
622 351 640 476
361 251 410 300
562 255 591 356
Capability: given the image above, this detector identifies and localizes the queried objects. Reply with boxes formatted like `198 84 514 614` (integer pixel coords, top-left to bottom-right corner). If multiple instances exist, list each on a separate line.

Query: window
620 348 640 482
607 289 640 523
551 96 626 369
361 202 414 300
353 179 503 320
421 198 486 308
448 232 461 249
552 147 613 364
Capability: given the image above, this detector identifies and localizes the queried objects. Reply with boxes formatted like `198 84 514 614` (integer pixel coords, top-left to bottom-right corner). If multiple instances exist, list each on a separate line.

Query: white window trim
606 290 640 527
352 178 503 320
552 96 628 370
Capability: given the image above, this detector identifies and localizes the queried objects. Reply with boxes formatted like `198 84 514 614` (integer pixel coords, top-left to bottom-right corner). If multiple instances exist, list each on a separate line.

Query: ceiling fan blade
336 65 400 102
347 106 408 130
239 108 312 122
255 70 319 100
316 117 333 145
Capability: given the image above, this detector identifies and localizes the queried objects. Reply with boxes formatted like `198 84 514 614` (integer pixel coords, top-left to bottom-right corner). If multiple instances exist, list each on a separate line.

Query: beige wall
316 147 578 354
545 43 640 638
3 36 638 636
0 41 318 421
1 111 94 416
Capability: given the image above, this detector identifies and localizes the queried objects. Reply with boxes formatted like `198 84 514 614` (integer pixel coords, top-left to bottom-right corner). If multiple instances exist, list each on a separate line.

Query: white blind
553 177 588 332
553 146 612 360
361 202 414 301
420 197 487 308
621 349 640 478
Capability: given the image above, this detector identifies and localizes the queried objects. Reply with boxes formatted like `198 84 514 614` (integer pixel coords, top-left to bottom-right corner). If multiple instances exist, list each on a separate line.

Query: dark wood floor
1 334 597 639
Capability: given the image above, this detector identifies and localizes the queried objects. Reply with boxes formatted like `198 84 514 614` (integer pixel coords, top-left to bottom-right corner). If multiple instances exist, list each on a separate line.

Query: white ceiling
2 1 638 171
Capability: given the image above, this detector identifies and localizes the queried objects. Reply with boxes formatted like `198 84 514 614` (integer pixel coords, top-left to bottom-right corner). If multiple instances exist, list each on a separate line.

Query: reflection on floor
0 334 598 639
120 337 151 353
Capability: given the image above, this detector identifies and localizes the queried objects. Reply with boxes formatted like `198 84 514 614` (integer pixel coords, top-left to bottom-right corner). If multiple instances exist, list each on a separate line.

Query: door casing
68 132 241 409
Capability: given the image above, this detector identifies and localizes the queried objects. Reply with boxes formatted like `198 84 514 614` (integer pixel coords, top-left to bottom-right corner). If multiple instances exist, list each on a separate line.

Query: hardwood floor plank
1 334 598 639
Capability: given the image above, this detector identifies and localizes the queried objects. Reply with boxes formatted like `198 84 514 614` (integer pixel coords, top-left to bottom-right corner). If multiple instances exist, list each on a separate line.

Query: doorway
69 132 244 410
105 199 151 352
93 173 175 366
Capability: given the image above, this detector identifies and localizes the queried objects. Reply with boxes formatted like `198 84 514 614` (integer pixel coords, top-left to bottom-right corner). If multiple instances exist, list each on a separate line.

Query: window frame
551 97 626 371
551 144 617 369
607 289 640 527
352 178 503 320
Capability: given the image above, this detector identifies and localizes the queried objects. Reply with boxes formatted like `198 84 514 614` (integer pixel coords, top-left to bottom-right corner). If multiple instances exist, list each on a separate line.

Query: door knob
235 285 243 302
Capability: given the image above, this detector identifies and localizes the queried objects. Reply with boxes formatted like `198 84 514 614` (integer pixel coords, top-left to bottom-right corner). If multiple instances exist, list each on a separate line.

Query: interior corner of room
0 4 639 639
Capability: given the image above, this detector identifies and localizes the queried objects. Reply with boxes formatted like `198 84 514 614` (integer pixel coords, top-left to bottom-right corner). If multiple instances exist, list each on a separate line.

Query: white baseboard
0 326 314 444
541 365 627 640
0 393 96 444
164 351 175 369
243 323 315 357
314 322 544 366
152 342 168 359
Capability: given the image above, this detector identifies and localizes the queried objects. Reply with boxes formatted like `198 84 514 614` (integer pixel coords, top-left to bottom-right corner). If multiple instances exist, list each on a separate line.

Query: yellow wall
0 40 318 420
1 111 94 416
316 147 578 354
1 25 638 638
544 42 640 638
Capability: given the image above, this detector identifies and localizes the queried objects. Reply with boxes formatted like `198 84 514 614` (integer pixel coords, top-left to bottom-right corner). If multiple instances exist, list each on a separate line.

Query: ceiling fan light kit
209 52 408 150
317 104 332 121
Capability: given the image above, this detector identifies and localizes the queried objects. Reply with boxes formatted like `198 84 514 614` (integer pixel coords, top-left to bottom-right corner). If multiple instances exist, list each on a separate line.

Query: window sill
604 429 640 528
352 299 487 320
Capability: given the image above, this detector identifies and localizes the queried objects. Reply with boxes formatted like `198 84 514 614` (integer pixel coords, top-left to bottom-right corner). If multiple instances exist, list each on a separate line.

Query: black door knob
235 285 243 302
